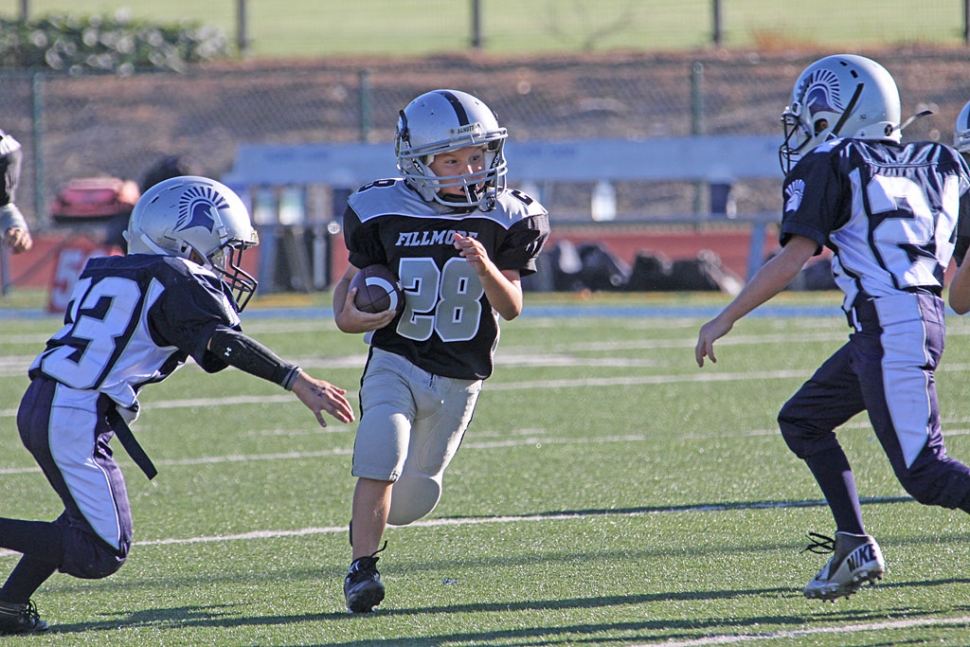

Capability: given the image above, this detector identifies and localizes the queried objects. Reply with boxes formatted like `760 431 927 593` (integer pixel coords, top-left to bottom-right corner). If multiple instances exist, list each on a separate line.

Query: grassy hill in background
0 0 963 60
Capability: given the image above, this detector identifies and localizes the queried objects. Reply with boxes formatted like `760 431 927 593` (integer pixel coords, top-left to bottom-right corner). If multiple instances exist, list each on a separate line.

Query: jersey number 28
396 257 484 342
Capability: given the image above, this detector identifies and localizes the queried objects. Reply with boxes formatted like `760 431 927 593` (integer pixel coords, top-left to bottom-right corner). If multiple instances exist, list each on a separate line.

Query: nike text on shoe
344 555 385 613
802 531 885 602
0 600 50 635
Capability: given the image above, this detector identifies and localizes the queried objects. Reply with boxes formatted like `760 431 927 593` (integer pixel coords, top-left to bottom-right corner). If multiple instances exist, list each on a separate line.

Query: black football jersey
29 254 242 409
780 138 970 311
344 179 550 380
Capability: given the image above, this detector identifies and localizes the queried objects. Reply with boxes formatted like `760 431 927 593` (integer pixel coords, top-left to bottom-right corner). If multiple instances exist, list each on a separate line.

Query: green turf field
3 294 970 645
0 1 962 57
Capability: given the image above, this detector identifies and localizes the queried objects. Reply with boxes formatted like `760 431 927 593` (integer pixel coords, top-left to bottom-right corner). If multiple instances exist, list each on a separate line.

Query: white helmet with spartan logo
125 176 260 310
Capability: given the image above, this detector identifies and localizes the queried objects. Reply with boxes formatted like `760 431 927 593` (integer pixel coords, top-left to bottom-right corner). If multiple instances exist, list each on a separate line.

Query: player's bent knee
898 477 947 507
778 411 841 459
778 416 811 457
387 474 442 526
60 529 127 580
897 469 969 509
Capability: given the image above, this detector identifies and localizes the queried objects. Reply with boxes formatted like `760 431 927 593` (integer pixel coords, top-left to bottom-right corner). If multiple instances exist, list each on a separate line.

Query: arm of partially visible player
453 232 523 320
206 327 355 426
332 266 398 334
695 234 817 367
0 204 31 253
949 253 970 315
0 138 30 254
949 199 970 315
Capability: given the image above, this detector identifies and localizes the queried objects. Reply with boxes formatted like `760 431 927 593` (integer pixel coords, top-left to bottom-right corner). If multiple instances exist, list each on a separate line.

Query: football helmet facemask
954 100 970 153
395 89 508 209
779 54 901 174
125 176 260 311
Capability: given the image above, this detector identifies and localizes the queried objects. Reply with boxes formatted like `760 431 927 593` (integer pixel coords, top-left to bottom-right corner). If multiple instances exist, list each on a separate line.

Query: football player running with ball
696 55 970 602
0 177 355 634
333 89 549 613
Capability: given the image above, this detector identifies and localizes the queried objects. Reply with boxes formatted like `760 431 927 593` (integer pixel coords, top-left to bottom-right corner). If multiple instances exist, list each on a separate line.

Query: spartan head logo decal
785 179 805 213
175 185 228 233
801 68 843 119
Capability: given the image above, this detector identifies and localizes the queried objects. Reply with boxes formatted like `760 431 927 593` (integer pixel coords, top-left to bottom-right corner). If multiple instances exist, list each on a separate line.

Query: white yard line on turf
7 364 970 424
624 615 970 646
0 494 911 557
9 422 970 476
0 368 815 418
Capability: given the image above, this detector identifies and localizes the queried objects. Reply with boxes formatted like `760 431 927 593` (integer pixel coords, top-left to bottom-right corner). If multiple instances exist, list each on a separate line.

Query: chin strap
894 109 934 135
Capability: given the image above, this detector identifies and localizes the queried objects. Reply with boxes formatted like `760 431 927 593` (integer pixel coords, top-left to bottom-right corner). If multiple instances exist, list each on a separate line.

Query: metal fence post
965 0 970 45
691 62 704 215
237 0 249 56
712 0 723 47
359 69 371 143
32 70 44 228
471 0 484 50
0 239 8 296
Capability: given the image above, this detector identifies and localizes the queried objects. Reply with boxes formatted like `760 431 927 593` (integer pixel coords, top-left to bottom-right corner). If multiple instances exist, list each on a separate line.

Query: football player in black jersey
0 177 355 634
0 129 31 255
949 99 970 314
696 55 970 602
333 89 550 612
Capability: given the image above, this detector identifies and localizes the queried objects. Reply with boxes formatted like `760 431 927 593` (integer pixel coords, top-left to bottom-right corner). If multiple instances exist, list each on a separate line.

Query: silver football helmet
779 54 901 174
954 100 970 153
125 176 260 310
395 89 508 209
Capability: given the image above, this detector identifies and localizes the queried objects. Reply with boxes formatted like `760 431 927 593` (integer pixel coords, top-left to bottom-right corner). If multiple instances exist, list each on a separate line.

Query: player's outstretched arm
289 369 355 427
206 327 354 426
695 235 817 367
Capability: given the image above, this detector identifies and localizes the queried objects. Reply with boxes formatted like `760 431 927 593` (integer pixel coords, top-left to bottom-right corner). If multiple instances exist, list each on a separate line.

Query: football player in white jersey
333 89 550 612
0 129 32 254
696 55 970 602
0 177 355 634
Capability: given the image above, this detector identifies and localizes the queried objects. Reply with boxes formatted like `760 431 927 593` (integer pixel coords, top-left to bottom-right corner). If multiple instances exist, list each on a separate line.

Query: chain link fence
3 50 969 230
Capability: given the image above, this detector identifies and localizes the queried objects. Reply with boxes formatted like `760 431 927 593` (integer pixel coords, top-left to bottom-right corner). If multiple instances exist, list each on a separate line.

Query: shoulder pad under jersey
348 178 437 222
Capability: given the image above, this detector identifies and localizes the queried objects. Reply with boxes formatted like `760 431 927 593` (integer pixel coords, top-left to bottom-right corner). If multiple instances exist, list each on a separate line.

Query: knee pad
778 409 842 459
896 462 970 509
387 474 442 526
59 527 127 580
777 413 809 458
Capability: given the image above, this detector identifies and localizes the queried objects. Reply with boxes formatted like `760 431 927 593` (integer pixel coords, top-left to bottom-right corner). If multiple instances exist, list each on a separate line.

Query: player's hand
290 370 355 427
454 233 493 276
336 286 397 333
695 316 733 367
2 227 32 254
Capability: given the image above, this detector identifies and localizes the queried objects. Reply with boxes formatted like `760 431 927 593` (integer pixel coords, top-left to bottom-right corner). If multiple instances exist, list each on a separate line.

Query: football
350 264 405 314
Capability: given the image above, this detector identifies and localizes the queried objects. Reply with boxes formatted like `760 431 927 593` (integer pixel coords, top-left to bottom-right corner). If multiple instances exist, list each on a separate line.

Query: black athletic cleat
0 600 50 635
344 554 385 613
802 531 885 601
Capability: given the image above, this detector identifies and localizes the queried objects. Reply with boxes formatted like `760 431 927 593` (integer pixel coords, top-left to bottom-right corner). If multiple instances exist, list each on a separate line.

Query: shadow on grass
45 495 970 596
44 580 970 645
35 497 970 643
